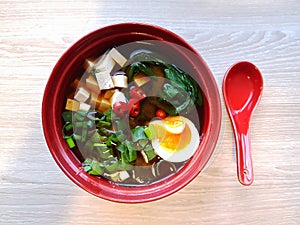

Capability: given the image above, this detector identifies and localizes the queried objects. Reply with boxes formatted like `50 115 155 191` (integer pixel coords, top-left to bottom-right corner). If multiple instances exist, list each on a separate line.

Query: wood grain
0 0 299 224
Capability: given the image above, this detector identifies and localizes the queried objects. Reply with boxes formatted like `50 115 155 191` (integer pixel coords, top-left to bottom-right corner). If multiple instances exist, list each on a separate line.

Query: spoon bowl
223 61 263 185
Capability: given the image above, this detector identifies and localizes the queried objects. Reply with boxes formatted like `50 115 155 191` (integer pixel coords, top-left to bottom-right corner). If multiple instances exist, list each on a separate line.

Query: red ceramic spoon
222 61 263 186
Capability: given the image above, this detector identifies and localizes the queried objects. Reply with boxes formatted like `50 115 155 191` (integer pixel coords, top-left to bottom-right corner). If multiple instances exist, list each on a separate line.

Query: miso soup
61 42 203 186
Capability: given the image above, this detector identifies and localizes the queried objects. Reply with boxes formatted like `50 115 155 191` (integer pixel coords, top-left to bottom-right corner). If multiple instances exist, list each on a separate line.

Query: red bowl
42 23 221 203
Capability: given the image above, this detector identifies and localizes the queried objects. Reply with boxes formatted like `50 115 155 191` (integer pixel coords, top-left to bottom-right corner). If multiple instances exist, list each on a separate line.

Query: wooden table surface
1 0 299 224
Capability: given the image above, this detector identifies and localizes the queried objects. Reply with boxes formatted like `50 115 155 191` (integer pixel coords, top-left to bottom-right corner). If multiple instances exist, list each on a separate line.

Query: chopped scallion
73 111 86 121
144 125 156 140
62 122 73 139
66 137 76 148
81 123 88 142
125 141 137 162
143 146 156 161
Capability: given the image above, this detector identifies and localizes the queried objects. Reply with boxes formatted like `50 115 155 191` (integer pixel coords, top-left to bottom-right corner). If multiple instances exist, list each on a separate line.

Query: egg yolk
150 120 192 153
159 125 191 152
163 116 185 129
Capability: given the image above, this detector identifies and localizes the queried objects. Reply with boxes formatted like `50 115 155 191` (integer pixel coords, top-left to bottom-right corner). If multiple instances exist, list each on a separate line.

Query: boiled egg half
149 116 200 162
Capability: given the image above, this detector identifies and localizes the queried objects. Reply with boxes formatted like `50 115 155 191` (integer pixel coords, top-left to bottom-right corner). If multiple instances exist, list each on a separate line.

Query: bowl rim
42 22 222 203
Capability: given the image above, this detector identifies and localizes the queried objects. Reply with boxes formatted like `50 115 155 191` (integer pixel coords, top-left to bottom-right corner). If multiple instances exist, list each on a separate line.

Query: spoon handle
234 125 254 186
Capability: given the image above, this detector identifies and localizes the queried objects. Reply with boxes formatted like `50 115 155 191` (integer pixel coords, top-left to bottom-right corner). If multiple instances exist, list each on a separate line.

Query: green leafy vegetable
90 160 104 175
131 126 147 142
104 157 119 172
164 65 203 106
62 111 72 123
83 158 104 175
124 141 137 162
94 143 112 158
119 152 133 170
127 52 203 114
128 62 157 81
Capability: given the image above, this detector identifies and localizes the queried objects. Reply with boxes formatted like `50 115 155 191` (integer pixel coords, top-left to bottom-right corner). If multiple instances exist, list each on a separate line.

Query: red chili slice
128 99 141 117
129 87 146 101
113 101 128 116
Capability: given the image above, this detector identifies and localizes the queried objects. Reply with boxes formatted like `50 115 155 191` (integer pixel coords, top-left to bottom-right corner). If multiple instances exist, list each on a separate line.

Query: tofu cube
103 89 115 99
119 171 130 181
94 53 116 72
97 98 111 112
112 75 128 88
74 87 90 102
65 98 80 111
79 102 91 112
86 75 100 93
134 73 151 87
95 71 114 90
109 171 130 182
89 92 99 108
109 48 127 67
